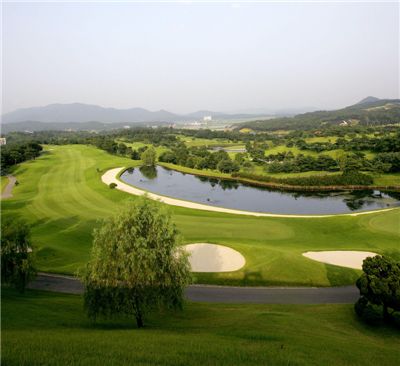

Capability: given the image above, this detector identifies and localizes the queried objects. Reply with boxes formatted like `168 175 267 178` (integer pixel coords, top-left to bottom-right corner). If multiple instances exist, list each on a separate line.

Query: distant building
0 137 6 145
339 120 349 126
203 116 212 121
123 125 131 129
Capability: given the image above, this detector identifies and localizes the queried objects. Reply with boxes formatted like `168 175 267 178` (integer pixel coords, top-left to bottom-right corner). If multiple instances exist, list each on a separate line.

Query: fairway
2 145 399 286
2 288 400 366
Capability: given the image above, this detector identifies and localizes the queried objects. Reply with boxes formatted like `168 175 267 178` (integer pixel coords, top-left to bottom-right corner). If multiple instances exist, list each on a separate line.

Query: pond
119 166 400 215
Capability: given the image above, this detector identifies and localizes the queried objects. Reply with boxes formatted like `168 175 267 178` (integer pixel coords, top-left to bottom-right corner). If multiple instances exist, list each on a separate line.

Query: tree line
159 144 241 173
1 142 43 174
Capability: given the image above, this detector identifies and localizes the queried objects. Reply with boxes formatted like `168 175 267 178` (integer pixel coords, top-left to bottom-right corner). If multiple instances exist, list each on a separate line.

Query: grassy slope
2 288 400 366
2 145 399 286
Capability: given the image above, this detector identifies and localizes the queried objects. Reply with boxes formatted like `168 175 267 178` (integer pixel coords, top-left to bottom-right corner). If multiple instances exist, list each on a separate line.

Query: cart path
1 175 16 199
29 273 360 304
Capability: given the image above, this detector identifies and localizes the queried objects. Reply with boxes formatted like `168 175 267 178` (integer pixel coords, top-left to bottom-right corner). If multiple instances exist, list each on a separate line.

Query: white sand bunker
184 243 245 272
303 251 378 269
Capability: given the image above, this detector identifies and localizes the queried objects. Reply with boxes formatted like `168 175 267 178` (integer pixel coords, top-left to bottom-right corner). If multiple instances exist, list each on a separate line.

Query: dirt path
29 273 359 304
1 175 16 199
102 167 396 218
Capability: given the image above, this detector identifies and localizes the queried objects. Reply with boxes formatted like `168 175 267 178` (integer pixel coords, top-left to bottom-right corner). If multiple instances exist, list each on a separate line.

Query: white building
0 137 6 146
203 116 212 121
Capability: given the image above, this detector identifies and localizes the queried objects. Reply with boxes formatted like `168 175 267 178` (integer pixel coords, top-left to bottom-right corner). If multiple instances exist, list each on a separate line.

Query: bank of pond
120 166 400 215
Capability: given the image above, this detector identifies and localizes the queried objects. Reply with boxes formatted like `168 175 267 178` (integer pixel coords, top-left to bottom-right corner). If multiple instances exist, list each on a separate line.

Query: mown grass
2 145 399 286
2 288 400 366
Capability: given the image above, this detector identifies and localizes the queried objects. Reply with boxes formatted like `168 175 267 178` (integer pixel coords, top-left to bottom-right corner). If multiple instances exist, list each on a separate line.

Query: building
0 137 6 146
203 116 212 121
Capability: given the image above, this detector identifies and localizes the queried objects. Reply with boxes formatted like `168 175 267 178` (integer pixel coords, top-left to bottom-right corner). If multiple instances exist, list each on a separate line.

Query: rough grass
2 145 399 286
2 288 400 366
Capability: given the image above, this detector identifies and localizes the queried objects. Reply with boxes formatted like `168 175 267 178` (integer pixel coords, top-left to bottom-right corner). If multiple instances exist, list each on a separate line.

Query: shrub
109 183 117 189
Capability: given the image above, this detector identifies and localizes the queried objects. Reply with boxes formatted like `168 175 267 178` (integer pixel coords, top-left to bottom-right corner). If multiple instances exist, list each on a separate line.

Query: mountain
1 103 183 124
1 103 269 125
356 96 381 105
238 97 400 131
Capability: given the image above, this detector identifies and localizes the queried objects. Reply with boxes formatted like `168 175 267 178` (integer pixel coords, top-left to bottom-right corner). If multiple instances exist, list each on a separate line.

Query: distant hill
1 103 268 127
238 97 400 131
0 121 171 134
355 96 381 105
1 103 183 124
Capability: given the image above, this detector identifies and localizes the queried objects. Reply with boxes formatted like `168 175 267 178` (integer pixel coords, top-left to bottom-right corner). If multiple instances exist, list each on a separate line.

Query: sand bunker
183 243 245 272
303 251 378 269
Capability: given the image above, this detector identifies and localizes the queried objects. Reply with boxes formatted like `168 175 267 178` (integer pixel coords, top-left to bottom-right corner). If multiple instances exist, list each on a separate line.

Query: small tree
82 197 191 328
1 218 36 292
141 146 157 166
217 159 240 173
355 255 400 326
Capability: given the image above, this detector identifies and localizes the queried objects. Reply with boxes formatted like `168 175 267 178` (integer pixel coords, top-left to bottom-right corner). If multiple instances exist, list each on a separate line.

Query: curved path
1 175 16 199
29 273 359 304
102 167 396 218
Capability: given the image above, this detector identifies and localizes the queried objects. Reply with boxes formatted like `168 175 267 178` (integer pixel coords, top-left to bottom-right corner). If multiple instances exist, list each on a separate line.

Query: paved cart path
29 273 359 304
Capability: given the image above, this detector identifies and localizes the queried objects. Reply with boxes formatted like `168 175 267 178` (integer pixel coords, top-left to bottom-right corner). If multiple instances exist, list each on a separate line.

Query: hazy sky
2 1 399 114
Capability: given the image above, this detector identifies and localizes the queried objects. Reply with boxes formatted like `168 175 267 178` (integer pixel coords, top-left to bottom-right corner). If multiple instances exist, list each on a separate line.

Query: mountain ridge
1 103 269 124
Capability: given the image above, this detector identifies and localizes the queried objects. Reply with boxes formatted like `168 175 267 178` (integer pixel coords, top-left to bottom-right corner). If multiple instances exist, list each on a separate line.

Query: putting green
2 144 399 286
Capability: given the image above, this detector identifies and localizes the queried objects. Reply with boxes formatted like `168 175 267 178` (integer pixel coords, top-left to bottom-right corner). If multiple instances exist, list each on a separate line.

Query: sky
2 1 399 114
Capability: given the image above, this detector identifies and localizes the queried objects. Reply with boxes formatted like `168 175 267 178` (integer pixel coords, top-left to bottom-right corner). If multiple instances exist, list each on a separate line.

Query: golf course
2 144 399 286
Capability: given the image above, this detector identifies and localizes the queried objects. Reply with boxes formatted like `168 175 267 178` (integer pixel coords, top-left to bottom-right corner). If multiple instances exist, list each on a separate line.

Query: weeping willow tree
82 197 191 328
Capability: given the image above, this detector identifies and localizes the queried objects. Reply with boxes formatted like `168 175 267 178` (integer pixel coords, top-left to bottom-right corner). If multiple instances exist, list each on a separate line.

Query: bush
109 183 117 189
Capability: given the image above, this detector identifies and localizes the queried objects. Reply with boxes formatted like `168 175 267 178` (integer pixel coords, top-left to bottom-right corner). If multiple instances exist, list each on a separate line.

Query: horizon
2 2 399 115
2 94 397 118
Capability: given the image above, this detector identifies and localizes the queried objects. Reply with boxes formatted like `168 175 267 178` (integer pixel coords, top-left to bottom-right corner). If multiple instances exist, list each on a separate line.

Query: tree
234 152 246 165
131 150 141 160
355 255 400 326
338 154 363 173
159 150 177 164
82 198 191 328
217 159 240 173
117 143 128 156
1 218 36 292
141 146 157 166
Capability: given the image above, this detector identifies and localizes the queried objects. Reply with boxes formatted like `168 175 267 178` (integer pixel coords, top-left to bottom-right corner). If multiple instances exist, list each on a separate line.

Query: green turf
2 288 400 366
2 145 399 286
